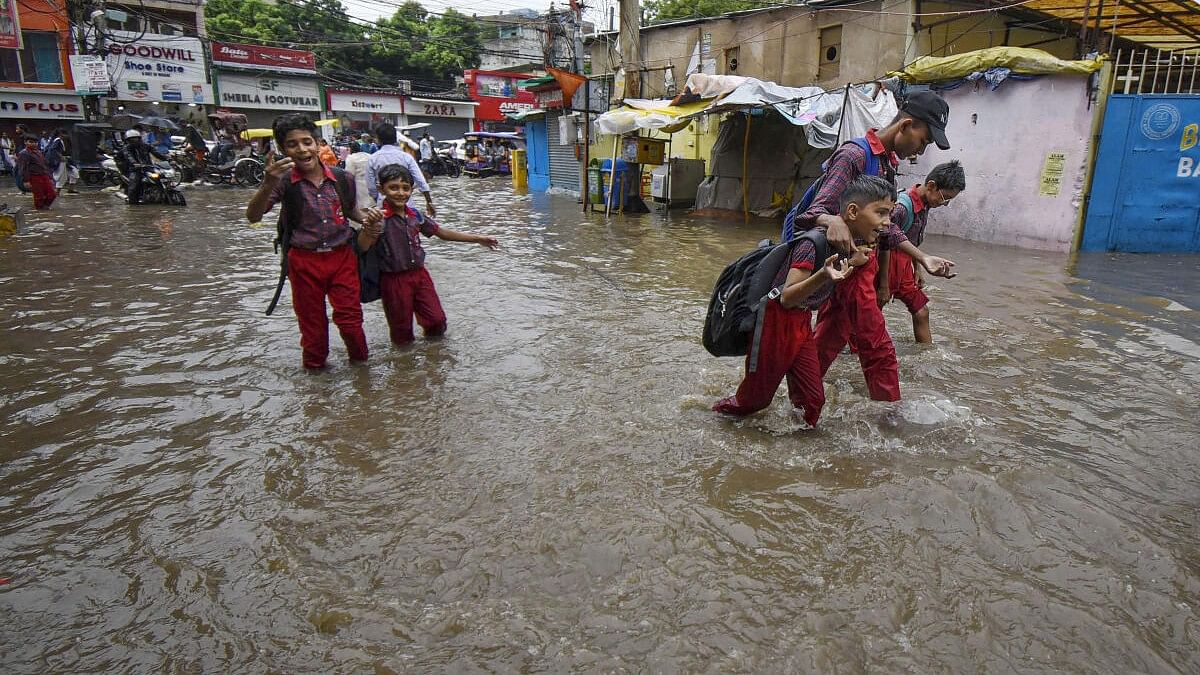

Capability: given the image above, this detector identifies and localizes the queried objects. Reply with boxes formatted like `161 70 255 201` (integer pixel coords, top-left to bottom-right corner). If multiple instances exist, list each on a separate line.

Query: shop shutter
546 110 579 192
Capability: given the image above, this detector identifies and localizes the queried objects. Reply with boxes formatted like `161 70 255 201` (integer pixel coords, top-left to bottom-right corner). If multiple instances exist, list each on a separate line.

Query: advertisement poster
476 75 517 98
70 55 112 95
0 0 21 51
211 41 317 75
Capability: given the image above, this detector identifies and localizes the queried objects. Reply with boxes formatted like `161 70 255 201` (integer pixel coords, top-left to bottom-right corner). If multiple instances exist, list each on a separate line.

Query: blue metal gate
524 118 551 192
1082 95 1200 252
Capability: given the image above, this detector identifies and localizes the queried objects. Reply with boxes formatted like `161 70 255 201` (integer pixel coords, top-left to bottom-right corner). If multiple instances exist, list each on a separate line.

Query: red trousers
287 245 368 369
814 253 902 401
887 250 929 314
28 174 57 210
712 302 825 426
380 267 447 345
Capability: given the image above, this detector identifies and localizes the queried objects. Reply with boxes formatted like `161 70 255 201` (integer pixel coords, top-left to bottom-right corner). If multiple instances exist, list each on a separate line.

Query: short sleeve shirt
265 166 357 250
774 240 835 311
377 202 440 272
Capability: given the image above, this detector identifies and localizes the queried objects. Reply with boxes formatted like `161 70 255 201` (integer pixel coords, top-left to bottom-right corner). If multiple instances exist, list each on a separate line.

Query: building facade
0 0 83 135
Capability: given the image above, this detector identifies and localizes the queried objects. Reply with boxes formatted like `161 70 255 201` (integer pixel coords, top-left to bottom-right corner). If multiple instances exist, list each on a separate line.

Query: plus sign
1115 66 1140 95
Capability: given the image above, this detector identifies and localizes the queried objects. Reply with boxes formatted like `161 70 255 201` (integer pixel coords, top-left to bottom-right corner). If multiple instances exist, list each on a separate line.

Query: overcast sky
343 0 611 29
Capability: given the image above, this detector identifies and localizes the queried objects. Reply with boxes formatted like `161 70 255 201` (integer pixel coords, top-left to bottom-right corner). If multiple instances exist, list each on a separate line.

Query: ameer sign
100 30 213 104
218 72 321 111
211 41 317 75
328 91 402 115
0 92 84 120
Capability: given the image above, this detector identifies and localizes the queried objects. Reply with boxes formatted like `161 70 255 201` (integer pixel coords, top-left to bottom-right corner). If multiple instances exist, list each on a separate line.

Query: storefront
327 89 403 134
96 30 214 125
465 69 538 133
527 83 579 193
402 97 477 141
212 42 321 128
0 0 86 134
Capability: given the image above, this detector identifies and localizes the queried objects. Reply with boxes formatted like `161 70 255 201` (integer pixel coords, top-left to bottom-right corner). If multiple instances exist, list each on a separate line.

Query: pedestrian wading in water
246 113 384 370
783 90 959 402
16 135 56 210
876 160 967 344
358 164 498 346
713 175 896 425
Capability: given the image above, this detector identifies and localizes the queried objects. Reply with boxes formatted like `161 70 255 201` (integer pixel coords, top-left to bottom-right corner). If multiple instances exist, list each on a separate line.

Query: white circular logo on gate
1140 104 1180 140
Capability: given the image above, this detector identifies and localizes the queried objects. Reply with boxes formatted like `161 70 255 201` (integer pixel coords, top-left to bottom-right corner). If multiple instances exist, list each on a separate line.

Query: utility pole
618 0 640 98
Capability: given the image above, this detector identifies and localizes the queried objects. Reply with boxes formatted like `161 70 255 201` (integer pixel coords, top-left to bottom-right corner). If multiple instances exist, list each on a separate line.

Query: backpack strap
329 166 356 222
896 191 915 233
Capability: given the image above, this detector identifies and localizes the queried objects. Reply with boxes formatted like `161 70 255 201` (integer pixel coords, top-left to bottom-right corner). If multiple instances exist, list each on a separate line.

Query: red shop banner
211 41 317 75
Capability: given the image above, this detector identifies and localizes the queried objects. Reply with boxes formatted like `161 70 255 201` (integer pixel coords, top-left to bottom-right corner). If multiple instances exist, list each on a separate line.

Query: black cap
901 90 950 150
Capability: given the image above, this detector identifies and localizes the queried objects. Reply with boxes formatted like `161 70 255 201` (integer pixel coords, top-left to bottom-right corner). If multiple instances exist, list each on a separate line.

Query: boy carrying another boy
876 160 966 343
785 91 958 401
246 114 383 370
713 175 896 426
358 164 498 346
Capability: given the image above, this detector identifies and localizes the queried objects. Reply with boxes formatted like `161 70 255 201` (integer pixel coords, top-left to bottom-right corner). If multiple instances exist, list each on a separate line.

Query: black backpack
702 230 829 373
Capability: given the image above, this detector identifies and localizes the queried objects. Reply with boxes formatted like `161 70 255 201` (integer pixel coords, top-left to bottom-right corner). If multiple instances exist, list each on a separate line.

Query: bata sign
0 93 85 120
99 30 213 104
211 41 317 75
217 72 320 111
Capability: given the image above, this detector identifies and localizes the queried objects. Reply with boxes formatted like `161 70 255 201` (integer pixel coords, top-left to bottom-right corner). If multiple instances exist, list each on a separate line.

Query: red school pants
887 249 929 314
28 174 57 210
379 267 447 345
814 252 902 401
287 245 368 369
712 302 826 427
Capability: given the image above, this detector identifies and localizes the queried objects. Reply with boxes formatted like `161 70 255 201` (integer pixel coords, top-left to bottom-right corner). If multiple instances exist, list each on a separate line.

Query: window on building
724 46 740 74
21 32 64 84
819 25 842 80
0 31 64 84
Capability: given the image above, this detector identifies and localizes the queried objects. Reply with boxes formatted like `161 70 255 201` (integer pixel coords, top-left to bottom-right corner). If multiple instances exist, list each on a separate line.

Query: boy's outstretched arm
434 227 499 250
895 240 956 278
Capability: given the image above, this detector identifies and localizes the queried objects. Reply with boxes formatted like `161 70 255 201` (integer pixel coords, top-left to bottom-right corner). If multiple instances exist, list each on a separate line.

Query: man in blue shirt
365 123 436 216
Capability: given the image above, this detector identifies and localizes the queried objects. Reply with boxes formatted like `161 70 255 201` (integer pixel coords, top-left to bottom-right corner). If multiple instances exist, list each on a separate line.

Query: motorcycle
106 159 186 205
425 152 461 178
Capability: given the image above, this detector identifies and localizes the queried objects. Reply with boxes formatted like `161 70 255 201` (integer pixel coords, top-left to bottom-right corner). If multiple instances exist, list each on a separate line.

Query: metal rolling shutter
546 110 579 192
408 117 471 141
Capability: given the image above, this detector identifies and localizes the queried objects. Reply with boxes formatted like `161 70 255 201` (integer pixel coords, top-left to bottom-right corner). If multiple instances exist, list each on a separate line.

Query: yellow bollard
511 148 527 189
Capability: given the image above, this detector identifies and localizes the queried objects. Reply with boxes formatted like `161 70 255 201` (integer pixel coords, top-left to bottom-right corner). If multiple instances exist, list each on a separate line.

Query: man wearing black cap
788 89 957 402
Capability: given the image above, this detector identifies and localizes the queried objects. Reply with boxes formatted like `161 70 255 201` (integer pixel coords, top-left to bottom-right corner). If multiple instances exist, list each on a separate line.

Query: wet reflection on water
1 180 1197 672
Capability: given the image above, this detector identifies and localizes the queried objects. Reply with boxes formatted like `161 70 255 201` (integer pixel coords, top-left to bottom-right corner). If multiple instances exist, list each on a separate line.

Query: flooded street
1 178 1198 673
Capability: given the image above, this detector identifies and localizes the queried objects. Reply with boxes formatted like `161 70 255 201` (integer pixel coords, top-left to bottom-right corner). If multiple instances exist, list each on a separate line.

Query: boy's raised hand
264 153 293 180
921 254 957 279
822 254 855 282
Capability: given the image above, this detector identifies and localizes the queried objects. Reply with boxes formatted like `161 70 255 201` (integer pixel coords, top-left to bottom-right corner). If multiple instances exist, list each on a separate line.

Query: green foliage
204 0 484 84
643 0 764 24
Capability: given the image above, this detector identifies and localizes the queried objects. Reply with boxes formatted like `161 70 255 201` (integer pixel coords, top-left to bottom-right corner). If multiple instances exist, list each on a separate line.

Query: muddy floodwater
1 179 1198 673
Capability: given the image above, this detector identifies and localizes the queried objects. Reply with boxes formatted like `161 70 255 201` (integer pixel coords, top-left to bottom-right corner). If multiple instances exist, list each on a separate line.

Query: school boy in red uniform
876 160 966 343
714 175 897 426
246 114 383 370
358 164 498 346
16 135 57 210
789 91 958 401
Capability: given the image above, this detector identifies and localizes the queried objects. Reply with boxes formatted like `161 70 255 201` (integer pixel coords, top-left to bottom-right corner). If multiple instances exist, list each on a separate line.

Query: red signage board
465 69 540 125
0 0 24 50
211 41 317 75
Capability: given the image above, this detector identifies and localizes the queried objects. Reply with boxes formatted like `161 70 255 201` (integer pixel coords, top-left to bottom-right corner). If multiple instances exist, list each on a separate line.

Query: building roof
1024 0 1200 51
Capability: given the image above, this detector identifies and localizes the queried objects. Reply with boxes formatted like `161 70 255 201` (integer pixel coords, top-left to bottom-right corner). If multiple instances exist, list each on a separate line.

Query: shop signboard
211 41 317 75
99 30 213 104
0 92 85 119
218 72 320 111
328 90 402 115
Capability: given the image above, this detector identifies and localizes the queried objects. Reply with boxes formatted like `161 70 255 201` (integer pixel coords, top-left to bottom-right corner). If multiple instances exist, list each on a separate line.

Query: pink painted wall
901 75 1097 252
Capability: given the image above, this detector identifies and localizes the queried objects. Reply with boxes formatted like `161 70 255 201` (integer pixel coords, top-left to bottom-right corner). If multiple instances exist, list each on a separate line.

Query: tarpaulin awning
1025 0 1200 51
240 128 273 139
892 47 1105 83
506 109 545 121
594 98 712 135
